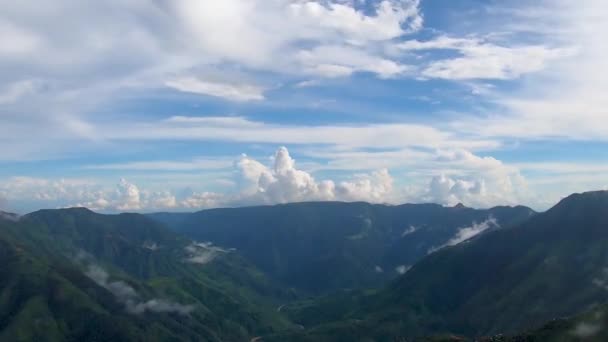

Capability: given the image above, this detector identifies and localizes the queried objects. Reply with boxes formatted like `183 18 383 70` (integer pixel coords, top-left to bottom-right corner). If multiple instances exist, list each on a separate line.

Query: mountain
151 202 535 294
0 208 292 341
502 302 608 341
267 191 608 340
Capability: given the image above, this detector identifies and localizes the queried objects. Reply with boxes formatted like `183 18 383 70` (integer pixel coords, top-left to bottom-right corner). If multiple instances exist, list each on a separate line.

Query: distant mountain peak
551 190 608 212
453 203 467 209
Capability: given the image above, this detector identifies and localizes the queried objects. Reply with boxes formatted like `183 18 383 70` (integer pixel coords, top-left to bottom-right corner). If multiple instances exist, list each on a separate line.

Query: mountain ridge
150 201 535 294
267 190 608 340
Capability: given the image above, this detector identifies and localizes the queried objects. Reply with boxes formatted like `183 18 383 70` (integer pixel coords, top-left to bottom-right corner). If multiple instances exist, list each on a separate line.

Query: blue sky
1 0 607 213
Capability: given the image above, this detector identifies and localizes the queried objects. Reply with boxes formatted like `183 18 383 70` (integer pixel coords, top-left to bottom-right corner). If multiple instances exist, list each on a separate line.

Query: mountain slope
503 302 608 341
153 202 535 294
0 208 292 341
268 191 608 340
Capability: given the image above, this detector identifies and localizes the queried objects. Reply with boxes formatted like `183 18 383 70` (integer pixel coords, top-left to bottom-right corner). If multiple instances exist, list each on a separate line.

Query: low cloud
395 265 411 275
184 242 231 265
428 217 499 253
571 322 601 338
0 211 20 221
142 241 160 251
401 225 419 237
85 264 194 315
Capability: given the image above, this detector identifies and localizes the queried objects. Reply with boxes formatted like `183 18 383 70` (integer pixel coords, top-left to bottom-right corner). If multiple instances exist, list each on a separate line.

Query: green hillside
266 191 608 340
0 209 291 341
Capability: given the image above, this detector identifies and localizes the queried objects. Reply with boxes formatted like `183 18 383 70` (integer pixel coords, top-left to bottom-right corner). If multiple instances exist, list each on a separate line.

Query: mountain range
1 191 608 341
150 202 534 294
265 191 608 340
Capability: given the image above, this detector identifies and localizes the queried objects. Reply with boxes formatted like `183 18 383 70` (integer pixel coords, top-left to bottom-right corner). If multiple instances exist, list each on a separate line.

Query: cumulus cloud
421 149 531 208
115 178 142 211
85 264 194 315
0 145 540 212
234 147 393 205
428 174 485 207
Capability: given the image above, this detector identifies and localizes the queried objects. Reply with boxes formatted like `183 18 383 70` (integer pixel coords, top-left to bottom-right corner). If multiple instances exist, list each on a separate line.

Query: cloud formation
429 217 499 253
184 242 231 265
0 146 538 212
399 36 571 80
234 147 394 205
85 264 194 315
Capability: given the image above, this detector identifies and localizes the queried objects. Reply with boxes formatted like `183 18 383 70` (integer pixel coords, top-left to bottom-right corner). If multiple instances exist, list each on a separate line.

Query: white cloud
451 0 608 141
233 147 393 205
86 158 233 171
296 45 408 78
165 77 266 101
180 192 226 210
421 149 532 208
85 264 194 315
429 217 498 253
445 217 498 246
401 225 418 237
174 0 422 72
0 146 543 212
102 115 498 151
399 35 571 80
184 242 231 265
116 178 142 211
0 79 40 104
335 169 393 202
395 265 411 274
0 20 41 56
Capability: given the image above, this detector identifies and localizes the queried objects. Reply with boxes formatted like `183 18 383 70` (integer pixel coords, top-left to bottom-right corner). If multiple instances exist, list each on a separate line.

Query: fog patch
593 268 608 290
142 241 160 251
129 299 195 315
348 217 373 240
428 216 499 254
571 322 601 338
395 265 411 275
0 210 20 222
85 264 194 315
184 241 231 265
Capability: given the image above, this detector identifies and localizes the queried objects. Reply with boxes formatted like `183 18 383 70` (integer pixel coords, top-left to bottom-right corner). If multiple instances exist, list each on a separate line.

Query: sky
1 0 607 213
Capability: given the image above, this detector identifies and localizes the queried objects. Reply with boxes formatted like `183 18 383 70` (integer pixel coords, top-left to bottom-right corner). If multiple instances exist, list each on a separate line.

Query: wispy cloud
165 78 266 102
184 242 232 265
428 216 499 253
85 264 195 315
